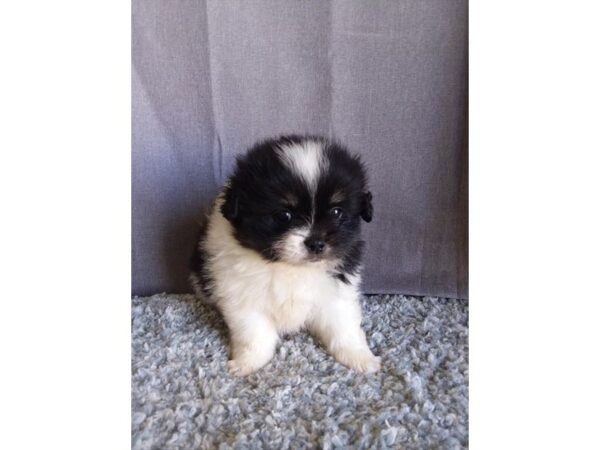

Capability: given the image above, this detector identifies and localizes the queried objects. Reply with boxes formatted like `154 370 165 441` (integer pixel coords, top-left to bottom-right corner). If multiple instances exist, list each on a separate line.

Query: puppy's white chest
267 265 335 332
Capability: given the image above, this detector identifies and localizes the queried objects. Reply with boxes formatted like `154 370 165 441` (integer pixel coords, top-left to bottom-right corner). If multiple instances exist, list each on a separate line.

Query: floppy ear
360 191 373 223
220 186 239 221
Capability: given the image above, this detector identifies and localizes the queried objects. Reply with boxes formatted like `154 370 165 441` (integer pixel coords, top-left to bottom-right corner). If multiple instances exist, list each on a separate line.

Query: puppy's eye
274 210 293 223
329 207 344 219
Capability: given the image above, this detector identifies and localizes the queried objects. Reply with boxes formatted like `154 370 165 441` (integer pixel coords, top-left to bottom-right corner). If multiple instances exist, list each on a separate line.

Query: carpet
132 294 468 449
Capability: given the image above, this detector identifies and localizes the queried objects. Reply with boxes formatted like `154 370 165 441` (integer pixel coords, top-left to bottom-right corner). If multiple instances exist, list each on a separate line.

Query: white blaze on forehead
277 139 328 192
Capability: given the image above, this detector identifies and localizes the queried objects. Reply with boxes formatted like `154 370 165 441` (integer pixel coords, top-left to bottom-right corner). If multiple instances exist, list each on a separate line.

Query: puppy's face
221 136 372 265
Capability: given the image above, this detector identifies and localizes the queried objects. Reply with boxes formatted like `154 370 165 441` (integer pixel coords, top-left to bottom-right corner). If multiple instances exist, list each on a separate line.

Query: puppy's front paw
227 358 261 377
334 349 381 373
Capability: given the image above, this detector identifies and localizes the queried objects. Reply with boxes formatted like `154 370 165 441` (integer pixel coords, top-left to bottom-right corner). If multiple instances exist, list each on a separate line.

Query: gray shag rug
132 294 468 449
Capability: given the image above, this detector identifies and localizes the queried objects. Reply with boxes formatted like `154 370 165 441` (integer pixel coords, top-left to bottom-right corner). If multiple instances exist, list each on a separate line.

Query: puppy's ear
360 191 373 223
220 186 239 221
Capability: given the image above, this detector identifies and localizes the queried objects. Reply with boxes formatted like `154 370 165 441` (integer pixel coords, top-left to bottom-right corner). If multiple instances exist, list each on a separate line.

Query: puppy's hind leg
224 311 279 376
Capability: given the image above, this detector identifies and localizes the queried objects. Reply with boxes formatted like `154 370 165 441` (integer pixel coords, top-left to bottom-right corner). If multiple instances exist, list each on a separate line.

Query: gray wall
132 0 468 298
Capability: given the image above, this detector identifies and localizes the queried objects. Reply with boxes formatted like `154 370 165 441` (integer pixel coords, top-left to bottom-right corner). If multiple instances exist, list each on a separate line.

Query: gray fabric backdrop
132 0 468 298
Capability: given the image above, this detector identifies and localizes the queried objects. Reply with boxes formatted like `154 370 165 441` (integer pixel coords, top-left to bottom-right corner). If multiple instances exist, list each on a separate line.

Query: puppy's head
221 136 372 264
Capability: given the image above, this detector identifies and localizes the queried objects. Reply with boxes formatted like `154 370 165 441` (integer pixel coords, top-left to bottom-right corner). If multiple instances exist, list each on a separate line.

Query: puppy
190 135 380 376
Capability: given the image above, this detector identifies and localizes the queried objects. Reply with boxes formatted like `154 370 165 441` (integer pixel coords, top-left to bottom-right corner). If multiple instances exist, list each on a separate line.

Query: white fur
200 197 380 376
277 139 328 193
272 226 311 264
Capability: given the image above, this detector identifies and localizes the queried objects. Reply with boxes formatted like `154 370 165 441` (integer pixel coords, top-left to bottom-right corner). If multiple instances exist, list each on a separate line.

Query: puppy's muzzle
304 236 326 255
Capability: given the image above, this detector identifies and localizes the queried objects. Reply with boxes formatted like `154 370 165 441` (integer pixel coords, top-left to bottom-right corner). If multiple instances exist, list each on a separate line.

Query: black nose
304 237 326 254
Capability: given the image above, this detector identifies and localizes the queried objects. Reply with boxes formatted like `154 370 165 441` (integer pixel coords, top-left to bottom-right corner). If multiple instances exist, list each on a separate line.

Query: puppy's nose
304 237 326 254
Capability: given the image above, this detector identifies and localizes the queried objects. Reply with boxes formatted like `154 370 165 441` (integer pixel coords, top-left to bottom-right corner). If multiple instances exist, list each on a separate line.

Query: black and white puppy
190 135 380 375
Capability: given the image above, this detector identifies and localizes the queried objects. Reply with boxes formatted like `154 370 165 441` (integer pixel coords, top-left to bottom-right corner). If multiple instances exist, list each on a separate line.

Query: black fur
333 240 365 284
189 216 215 301
195 135 372 286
